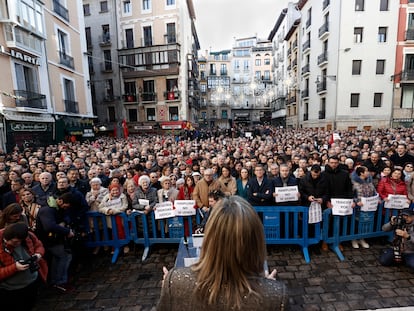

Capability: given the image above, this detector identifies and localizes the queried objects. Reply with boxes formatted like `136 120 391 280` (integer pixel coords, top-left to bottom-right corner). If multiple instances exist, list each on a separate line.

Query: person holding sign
351 166 378 249
272 164 299 206
377 168 409 205
157 196 288 311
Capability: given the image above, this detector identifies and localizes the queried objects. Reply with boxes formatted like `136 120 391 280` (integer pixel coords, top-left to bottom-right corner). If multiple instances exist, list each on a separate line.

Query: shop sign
10 123 48 132
0 45 40 66
393 118 413 123
134 125 152 130
83 129 95 137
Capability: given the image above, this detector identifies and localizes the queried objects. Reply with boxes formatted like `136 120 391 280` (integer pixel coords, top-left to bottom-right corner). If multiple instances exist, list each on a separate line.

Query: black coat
298 172 329 208
246 176 274 206
322 165 353 199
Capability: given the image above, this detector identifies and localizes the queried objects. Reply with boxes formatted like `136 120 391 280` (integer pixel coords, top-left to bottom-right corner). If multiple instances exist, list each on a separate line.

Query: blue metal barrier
322 203 397 261
254 206 322 263
85 211 132 263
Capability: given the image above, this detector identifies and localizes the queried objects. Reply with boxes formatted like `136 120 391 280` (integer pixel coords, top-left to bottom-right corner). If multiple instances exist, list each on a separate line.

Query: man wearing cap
379 209 414 269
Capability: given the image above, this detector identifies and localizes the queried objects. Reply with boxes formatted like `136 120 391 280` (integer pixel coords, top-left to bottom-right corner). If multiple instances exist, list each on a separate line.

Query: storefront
55 116 95 142
2 111 55 152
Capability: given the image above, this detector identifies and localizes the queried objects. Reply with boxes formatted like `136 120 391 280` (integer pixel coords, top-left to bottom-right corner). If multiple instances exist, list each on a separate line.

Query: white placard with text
384 195 409 209
275 186 299 203
331 198 353 216
360 195 379 212
174 200 196 216
154 201 175 219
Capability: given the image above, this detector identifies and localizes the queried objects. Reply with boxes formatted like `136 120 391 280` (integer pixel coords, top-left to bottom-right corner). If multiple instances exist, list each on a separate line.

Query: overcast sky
193 0 289 55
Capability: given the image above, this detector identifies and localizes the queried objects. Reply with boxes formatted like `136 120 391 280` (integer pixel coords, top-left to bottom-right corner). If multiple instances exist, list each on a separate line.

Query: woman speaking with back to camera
156 195 288 311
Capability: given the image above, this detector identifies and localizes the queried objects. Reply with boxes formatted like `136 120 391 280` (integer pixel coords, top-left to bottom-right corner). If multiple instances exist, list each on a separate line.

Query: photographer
0 222 47 310
379 209 414 269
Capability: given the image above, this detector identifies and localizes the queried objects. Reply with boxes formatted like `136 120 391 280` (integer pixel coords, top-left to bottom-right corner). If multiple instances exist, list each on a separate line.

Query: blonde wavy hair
192 195 266 309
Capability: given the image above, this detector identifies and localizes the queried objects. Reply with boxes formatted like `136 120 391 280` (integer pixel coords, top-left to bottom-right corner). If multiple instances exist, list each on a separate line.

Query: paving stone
75 291 98 300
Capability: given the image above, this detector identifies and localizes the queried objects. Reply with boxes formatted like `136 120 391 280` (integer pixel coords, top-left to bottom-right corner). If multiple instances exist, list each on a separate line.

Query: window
128 109 138 122
221 110 228 119
169 107 178 121
125 29 134 48
143 80 155 101
143 26 152 46
352 60 362 75
102 25 110 42
401 86 414 108
255 71 261 80
166 78 178 92
100 1 108 12
264 58 270 65
380 0 388 11
143 0 150 11
243 60 249 70
147 108 155 121
166 23 176 43
18 1 45 36
63 78 78 113
200 84 206 92
108 106 116 122
264 70 270 80
376 59 385 74
123 0 131 14
83 4 90 15
14 63 39 94
166 0 175 5
373 93 382 107
355 0 364 11
85 27 92 48
58 29 73 68
255 59 261 66
222 54 228 61
220 64 227 76
350 93 360 107
378 27 387 42
354 27 363 43
124 81 136 95
103 50 112 71
210 64 216 75
105 79 113 99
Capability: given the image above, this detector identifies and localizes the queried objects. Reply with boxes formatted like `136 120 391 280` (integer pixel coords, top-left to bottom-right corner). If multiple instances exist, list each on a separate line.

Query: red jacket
377 177 408 200
0 230 47 282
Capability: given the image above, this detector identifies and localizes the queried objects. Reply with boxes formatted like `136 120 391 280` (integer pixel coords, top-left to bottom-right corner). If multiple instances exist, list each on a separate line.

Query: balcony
287 47 292 57
59 51 74 69
287 64 292 71
401 70 414 81
303 113 309 121
318 51 328 66
99 34 111 47
123 94 137 102
141 92 157 102
288 95 297 104
53 0 69 21
318 22 329 39
302 40 310 53
317 80 327 93
292 40 298 51
306 19 311 29
323 0 330 10
406 29 414 41
64 100 79 113
100 61 112 72
301 89 309 98
118 43 180 78
14 90 47 109
220 70 227 76
302 63 310 75
318 110 326 119
164 90 181 101
292 58 297 68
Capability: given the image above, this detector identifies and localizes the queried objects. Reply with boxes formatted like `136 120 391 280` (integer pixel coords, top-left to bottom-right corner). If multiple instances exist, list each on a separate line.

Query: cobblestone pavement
34 239 414 311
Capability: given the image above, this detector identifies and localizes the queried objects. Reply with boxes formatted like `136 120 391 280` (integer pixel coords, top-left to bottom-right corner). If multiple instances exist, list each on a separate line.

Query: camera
19 255 40 273
392 215 407 263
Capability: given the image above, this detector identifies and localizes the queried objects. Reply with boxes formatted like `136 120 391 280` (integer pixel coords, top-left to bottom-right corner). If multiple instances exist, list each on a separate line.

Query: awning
2 111 55 123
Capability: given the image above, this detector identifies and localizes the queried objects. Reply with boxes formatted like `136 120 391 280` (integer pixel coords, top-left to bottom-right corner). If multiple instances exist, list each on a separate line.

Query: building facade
0 0 93 152
116 0 200 135
392 0 414 128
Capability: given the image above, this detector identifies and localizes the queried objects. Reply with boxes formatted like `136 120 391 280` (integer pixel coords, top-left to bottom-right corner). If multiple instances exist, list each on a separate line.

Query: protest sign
154 201 175 219
174 200 196 216
275 186 299 203
360 195 379 212
331 198 353 216
384 195 409 209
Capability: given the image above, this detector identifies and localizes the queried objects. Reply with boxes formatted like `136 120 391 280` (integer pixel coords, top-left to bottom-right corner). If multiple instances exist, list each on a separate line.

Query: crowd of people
0 125 414 309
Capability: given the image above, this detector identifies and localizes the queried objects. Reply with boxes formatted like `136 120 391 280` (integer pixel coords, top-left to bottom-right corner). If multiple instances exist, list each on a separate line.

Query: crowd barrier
84 204 401 263
322 203 397 261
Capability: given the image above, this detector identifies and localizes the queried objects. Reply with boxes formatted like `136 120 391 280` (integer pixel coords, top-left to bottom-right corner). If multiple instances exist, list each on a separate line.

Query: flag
122 119 129 138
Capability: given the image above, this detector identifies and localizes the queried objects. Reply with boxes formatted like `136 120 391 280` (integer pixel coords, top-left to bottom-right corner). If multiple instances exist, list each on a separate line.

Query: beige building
0 0 93 151
116 0 200 134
